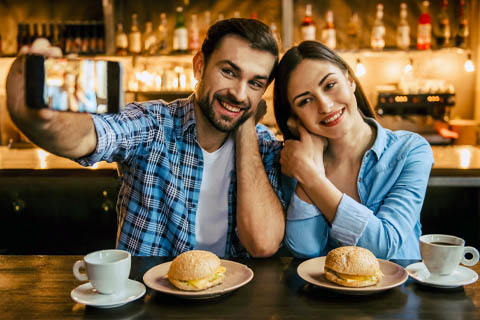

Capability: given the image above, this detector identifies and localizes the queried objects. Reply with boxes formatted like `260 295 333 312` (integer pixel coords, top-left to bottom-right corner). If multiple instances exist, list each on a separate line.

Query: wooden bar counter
0 255 479 319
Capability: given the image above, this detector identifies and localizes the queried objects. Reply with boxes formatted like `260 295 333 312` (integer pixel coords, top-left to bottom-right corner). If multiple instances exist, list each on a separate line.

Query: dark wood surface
1 255 479 319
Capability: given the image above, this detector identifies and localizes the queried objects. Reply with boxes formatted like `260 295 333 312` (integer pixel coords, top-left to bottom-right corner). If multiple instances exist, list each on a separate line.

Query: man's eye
249 81 264 90
222 69 235 77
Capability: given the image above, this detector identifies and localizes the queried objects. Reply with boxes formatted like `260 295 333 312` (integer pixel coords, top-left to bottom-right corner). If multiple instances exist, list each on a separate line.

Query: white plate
143 259 254 299
406 262 478 288
297 256 408 295
71 279 146 308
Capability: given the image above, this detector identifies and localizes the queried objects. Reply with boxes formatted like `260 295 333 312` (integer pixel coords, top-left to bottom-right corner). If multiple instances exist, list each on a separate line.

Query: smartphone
25 55 122 114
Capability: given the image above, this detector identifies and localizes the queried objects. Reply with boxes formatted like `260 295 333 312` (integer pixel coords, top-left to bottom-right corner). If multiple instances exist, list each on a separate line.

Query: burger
167 250 226 291
324 246 383 288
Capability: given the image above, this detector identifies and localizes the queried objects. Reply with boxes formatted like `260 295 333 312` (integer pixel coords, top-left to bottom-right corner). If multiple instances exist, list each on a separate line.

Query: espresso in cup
420 234 479 276
73 249 131 294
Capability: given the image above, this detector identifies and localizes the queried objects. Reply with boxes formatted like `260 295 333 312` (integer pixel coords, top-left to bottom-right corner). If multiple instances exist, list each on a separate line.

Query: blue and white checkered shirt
77 95 285 257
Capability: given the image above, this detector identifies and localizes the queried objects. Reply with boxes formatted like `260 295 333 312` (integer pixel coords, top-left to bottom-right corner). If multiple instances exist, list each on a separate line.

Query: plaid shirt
77 96 285 257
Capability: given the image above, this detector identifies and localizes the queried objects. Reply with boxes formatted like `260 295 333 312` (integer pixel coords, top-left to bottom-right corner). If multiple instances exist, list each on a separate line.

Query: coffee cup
73 249 131 294
420 234 479 276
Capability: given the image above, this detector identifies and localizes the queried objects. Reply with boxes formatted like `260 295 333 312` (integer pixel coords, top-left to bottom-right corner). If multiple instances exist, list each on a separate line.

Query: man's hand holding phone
6 41 100 159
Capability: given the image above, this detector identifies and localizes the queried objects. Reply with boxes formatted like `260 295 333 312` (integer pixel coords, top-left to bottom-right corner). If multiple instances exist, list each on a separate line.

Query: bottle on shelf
73 23 82 54
128 13 142 55
371 3 385 50
64 24 73 54
41 23 48 41
435 0 451 48
301 4 316 41
115 22 128 56
17 24 24 52
89 22 97 54
53 23 64 51
156 12 169 54
97 23 105 54
217 13 225 22
81 23 90 54
417 0 432 50
188 14 201 53
233 11 241 18
143 21 157 55
200 11 211 43
321 10 336 49
32 23 40 42
396 2 410 50
346 13 360 51
172 7 188 54
270 22 282 51
455 0 468 48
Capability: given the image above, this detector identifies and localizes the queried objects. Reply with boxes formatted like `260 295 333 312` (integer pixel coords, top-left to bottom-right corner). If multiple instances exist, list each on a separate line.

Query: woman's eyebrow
292 73 334 104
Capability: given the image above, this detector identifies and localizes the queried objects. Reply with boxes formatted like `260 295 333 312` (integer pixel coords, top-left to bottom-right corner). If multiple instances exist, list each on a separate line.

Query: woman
274 41 433 260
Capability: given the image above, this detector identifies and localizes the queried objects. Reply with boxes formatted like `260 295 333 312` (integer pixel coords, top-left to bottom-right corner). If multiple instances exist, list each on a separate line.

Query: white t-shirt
195 136 234 257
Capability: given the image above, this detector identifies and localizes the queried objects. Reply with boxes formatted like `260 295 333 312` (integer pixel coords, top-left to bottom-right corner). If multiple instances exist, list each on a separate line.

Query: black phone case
25 55 47 109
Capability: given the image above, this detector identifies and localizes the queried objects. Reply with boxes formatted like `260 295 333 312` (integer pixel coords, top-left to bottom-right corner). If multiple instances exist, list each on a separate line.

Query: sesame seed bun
324 246 382 288
167 250 226 291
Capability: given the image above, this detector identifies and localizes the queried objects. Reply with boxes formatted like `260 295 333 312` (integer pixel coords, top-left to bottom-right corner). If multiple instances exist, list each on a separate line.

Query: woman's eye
297 98 312 107
325 82 336 90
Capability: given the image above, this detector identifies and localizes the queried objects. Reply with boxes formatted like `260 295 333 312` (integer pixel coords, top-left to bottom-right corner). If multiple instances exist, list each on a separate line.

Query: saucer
71 279 146 308
406 262 478 288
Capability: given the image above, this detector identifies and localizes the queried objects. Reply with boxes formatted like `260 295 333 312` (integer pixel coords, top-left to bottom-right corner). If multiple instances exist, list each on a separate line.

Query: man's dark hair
201 18 279 84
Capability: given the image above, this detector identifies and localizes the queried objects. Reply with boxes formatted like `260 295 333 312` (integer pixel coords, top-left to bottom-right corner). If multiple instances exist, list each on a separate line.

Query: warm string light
465 53 475 73
355 59 366 77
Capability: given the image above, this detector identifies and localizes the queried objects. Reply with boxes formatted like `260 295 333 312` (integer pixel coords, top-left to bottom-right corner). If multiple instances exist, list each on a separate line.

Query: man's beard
196 84 253 133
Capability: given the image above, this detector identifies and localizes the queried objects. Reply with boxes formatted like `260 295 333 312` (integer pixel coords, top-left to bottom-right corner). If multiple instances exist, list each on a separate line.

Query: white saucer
406 262 478 288
71 279 146 308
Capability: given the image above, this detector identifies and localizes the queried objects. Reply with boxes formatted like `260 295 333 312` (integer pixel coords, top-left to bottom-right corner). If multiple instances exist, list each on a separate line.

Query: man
7 18 285 258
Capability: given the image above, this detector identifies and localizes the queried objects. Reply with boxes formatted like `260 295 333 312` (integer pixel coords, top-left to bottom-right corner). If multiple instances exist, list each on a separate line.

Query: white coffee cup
73 249 131 294
420 234 479 276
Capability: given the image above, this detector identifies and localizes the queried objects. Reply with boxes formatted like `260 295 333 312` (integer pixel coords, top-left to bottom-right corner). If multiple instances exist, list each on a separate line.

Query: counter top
0 146 117 176
0 255 479 320
2 145 480 178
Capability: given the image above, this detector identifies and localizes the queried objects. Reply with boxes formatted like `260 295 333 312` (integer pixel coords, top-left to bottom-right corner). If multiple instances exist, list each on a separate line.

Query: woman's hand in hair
280 122 327 185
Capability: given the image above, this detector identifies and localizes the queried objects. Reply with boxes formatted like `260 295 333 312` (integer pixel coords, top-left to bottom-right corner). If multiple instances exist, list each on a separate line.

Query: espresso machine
375 84 456 145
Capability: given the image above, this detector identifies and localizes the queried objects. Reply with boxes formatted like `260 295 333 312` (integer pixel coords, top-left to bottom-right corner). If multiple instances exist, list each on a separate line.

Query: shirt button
358 177 363 182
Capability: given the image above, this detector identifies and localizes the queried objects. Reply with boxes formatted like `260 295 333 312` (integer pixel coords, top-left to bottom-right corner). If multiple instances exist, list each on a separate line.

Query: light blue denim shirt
283 118 434 260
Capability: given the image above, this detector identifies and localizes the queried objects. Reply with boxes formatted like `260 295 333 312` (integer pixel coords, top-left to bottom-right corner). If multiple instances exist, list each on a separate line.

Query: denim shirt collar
365 118 388 160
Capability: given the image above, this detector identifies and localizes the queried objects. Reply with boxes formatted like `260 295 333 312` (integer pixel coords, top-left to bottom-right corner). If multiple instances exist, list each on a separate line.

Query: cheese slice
184 265 227 289
325 267 379 282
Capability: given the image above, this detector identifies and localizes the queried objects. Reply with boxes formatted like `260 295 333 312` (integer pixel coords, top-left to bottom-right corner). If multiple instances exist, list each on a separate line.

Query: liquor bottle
455 0 468 48
17 24 24 52
371 3 385 50
417 0 432 50
396 2 410 50
200 11 211 43
128 13 142 54
32 23 40 43
41 23 48 40
188 14 201 53
233 11 241 18
321 10 336 49
217 13 225 22
115 22 128 56
435 0 451 48
156 13 169 54
97 23 105 54
143 21 157 55
270 22 282 51
73 23 82 53
81 23 90 54
346 13 360 50
89 22 98 54
301 4 316 41
172 7 188 53
64 24 73 54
